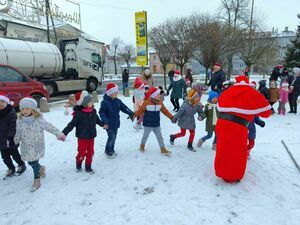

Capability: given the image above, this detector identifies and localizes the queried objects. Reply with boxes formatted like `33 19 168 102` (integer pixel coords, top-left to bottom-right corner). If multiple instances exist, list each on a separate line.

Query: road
49 75 203 103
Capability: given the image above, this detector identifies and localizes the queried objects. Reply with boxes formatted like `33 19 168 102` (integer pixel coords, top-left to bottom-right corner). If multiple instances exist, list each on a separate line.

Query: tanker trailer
0 37 102 96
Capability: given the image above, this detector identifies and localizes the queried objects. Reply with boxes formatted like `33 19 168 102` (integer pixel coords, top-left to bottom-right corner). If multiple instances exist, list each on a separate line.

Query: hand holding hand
58 134 66 142
103 124 109 130
129 115 135 122
171 116 177 123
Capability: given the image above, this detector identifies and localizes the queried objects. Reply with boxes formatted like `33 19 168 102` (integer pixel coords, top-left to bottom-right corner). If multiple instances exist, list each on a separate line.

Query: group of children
1 74 290 192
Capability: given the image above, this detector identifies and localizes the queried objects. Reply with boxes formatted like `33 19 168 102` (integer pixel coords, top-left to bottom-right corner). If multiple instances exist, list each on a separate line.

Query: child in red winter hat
135 87 175 155
63 91 104 173
133 80 145 130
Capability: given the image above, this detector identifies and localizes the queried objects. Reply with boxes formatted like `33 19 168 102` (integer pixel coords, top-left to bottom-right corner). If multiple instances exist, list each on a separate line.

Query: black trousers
170 97 180 110
0 147 24 170
288 93 299 113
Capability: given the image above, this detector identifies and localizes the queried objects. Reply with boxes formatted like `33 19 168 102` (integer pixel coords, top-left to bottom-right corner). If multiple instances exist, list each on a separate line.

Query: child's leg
174 128 187 139
85 139 95 167
277 101 282 114
141 127 152 145
201 131 213 142
77 139 88 166
282 102 286 115
10 147 25 167
247 139 255 150
0 148 15 171
175 98 180 110
170 97 176 110
153 127 166 148
105 129 118 156
28 161 41 179
188 129 195 144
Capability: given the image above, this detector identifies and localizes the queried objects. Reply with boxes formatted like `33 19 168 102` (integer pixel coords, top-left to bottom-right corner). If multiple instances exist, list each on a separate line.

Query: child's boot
187 143 196 152
16 164 26 176
31 179 41 192
169 135 176 145
282 109 286 115
85 164 95 174
76 161 82 172
4 168 15 178
140 144 145 153
160 147 171 156
197 139 204 148
39 166 46 178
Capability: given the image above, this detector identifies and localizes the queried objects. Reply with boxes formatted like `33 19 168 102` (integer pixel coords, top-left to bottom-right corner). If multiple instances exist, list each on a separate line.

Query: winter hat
75 91 92 106
174 70 180 76
235 75 249 84
145 87 160 100
134 80 145 89
0 92 12 105
250 81 257 88
185 79 191 85
214 63 222 68
144 69 151 75
269 81 277 88
106 83 119 96
293 67 300 76
276 65 283 69
281 82 289 87
187 89 199 99
19 97 38 110
259 80 267 86
208 91 218 102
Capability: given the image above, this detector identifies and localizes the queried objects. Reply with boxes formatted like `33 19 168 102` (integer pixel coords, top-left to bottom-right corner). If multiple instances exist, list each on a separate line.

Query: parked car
0 65 49 107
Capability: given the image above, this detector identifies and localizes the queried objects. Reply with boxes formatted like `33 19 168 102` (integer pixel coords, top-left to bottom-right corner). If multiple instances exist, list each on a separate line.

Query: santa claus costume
215 75 272 183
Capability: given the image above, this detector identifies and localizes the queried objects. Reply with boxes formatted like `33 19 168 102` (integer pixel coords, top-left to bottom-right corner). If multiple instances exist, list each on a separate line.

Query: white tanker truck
0 37 102 96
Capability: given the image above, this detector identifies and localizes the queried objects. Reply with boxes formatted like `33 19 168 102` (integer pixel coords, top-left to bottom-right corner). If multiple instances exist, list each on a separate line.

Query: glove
128 115 135 122
58 134 66 142
7 137 15 148
103 124 109 130
259 121 265 127
171 116 177 123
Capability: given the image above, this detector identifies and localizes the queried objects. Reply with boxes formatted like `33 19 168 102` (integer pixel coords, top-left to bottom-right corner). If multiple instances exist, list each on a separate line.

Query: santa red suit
215 75 272 183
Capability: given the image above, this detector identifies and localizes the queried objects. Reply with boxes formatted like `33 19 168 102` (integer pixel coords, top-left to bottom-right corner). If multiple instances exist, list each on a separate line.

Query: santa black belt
219 113 250 128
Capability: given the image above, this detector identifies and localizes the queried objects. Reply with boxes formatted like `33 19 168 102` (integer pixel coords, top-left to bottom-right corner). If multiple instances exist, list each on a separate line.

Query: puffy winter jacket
0 105 17 149
99 94 134 130
167 77 186 99
208 70 226 93
63 106 103 139
135 99 173 127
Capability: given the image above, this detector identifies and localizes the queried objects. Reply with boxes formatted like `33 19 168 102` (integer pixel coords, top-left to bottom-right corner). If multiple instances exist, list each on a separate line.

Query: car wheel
44 81 57 96
87 78 98 92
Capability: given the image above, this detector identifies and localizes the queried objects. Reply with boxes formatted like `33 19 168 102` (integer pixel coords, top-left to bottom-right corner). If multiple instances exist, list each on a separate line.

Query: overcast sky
78 0 300 45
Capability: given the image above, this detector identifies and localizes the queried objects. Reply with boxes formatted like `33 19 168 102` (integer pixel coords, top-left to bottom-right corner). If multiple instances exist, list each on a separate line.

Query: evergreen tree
285 15 300 68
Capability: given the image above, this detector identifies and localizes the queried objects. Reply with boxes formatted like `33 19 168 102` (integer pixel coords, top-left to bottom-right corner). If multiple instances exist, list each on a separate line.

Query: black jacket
122 70 129 82
0 105 17 149
63 106 104 139
258 85 270 100
269 68 281 81
291 76 300 95
208 70 226 92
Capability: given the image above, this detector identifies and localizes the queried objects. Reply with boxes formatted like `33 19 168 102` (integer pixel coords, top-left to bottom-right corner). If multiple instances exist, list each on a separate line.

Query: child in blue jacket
247 116 265 158
99 83 134 158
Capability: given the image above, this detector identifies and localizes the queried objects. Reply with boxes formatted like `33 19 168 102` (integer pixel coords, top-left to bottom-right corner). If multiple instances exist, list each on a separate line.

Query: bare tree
110 37 122 75
149 23 172 89
118 44 135 72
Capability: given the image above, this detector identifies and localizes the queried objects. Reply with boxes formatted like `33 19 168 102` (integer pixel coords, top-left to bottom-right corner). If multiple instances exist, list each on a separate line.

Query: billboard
135 11 148 66
0 0 81 29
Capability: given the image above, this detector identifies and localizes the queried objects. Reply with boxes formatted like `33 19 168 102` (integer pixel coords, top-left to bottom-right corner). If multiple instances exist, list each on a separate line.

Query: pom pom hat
75 91 92 106
106 83 119 96
19 97 38 110
0 92 12 105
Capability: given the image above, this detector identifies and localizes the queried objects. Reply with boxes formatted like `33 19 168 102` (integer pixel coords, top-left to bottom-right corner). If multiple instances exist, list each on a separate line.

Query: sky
77 0 300 45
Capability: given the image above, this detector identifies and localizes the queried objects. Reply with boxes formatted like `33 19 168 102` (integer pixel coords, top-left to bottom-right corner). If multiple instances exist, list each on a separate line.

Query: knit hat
106 83 119 96
208 91 218 102
134 80 145 89
0 92 12 105
250 81 257 88
144 69 151 75
175 70 180 75
276 65 283 69
75 91 92 106
19 97 38 110
293 67 300 76
145 87 160 100
187 89 199 99
235 75 249 84
214 63 222 68
269 81 277 88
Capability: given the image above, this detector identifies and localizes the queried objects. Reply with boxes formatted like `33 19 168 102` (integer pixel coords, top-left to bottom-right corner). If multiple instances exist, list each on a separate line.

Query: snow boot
76 161 82 172
39 166 46 178
160 147 171 156
4 168 15 179
140 144 145 153
16 164 26 176
187 143 196 152
85 164 95 174
106 152 118 159
169 135 176 145
197 139 204 148
212 143 217 151
30 179 41 192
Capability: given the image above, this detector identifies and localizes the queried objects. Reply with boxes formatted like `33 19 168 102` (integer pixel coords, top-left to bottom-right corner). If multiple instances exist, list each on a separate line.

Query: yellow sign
135 11 148 66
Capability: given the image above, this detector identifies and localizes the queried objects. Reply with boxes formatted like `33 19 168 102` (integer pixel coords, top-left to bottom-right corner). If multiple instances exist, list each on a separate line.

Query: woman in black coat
288 68 300 114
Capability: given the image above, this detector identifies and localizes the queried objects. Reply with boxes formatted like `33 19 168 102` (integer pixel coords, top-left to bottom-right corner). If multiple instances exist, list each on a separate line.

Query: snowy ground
1 94 300 225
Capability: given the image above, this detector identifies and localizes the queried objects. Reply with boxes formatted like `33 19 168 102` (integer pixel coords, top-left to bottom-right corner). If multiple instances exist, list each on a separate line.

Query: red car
0 65 49 107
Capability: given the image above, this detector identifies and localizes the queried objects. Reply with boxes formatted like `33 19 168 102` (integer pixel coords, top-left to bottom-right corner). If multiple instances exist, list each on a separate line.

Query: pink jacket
279 88 289 103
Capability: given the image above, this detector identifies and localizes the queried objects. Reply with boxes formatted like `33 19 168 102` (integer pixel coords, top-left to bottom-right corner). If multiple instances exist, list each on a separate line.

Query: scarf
22 115 35 124
208 102 218 125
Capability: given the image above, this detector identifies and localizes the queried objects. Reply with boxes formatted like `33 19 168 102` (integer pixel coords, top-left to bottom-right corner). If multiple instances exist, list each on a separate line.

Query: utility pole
45 0 50 43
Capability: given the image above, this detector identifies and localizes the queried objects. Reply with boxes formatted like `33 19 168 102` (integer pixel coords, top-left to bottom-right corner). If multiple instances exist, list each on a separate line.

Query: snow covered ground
1 94 300 225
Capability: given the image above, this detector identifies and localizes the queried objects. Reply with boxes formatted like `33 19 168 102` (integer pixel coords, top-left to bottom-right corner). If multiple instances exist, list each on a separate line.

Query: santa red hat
250 81 257 88
106 83 119 96
175 70 180 75
275 65 283 69
235 75 249 84
75 91 91 106
145 87 160 100
134 80 145 89
214 63 222 68
0 92 12 105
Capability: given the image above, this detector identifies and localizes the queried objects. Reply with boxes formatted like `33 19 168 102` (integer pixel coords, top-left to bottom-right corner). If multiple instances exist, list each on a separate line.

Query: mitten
171 117 177 123
259 121 265 127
